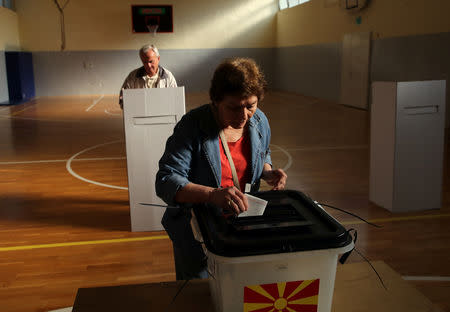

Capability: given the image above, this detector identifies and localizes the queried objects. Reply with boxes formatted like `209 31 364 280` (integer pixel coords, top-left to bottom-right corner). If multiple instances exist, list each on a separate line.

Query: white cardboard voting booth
370 80 446 212
123 87 185 231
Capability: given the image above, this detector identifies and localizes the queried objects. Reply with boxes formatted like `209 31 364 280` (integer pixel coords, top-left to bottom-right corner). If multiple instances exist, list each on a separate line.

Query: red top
219 134 251 191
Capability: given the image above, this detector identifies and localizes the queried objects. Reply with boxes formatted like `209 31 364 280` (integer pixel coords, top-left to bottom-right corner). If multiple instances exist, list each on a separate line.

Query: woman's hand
262 168 287 190
208 186 249 215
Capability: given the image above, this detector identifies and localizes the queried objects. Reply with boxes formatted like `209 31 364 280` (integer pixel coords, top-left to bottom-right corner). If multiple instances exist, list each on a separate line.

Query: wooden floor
0 91 449 312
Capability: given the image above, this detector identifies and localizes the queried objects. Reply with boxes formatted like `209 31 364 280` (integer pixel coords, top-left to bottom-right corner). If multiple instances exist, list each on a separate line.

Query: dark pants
172 239 208 280
162 208 208 280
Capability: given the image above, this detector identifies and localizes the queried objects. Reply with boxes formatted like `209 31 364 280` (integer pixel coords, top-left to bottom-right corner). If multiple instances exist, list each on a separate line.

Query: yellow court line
11 104 36 116
341 213 450 226
0 235 169 252
11 108 29 116
1 214 449 252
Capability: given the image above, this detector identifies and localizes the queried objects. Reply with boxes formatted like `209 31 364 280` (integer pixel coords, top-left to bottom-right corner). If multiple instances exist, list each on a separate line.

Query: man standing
119 44 177 109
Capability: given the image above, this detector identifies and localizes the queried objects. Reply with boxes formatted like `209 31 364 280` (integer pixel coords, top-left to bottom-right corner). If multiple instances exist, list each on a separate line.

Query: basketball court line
340 213 450 225
271 144 293 172
47 307 72 312
1 214 449 252
85 94 105 112
66 140 128 190
273 145 369 152
0 114 85 122
0 96 108 120
0 157 126 165
4 137 449 248
0 102 36 116
63 141 294 190
0 145 366 167
11 102 37 116
0 235 170 252
402 276 450 282
105 108 121 116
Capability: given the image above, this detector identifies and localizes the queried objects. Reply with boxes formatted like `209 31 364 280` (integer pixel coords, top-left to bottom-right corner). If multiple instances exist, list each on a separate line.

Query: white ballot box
370 80 446 212
123 87 185 231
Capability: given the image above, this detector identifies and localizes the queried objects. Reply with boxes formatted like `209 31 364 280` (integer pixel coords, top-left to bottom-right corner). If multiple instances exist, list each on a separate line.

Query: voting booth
191 190 354 312
370 80 446 212
123 87 185 231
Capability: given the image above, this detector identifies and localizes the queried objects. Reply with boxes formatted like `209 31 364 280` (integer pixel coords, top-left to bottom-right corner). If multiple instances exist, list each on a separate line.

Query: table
73 261 442 312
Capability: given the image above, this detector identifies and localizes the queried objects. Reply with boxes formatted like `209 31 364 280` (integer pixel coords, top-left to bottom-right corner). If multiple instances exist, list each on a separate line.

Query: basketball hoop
147 24 159 37
131 5 173 34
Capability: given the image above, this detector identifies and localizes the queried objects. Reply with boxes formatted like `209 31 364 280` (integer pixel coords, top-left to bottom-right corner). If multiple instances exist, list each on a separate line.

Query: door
340 31 371 109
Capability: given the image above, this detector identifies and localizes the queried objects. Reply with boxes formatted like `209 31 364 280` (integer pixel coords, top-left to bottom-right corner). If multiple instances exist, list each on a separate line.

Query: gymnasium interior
1 0 449 311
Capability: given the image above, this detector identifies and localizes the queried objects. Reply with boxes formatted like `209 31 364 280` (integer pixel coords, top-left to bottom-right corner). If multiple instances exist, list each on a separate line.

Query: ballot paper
238 194 268 217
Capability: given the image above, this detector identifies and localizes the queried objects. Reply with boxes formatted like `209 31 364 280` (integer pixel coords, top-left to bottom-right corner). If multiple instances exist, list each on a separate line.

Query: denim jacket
156 103 272 206
155 103 272 243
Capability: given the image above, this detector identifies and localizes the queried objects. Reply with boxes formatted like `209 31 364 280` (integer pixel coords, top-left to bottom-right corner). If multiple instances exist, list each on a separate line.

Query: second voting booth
123 87 185 231
370 80 446 212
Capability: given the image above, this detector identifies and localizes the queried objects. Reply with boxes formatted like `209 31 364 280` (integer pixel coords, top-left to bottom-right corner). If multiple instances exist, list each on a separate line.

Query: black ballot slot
192 190 352 257
230 198 314 232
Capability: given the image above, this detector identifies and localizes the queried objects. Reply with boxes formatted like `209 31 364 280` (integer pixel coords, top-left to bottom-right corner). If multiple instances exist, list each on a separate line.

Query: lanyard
219 130 241 191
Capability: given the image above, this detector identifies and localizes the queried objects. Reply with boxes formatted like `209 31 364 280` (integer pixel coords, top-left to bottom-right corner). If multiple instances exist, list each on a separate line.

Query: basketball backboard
131 5 173 33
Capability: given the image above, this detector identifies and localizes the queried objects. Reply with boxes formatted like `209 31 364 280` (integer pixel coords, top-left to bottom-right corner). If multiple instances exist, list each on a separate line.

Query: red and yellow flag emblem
243 279 319 312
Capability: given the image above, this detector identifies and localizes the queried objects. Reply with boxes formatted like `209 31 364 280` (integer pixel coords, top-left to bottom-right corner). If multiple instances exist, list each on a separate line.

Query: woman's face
216 95 258 129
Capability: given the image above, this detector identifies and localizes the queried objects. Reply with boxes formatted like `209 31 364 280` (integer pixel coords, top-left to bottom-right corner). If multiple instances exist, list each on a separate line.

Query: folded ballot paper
238 194 268 217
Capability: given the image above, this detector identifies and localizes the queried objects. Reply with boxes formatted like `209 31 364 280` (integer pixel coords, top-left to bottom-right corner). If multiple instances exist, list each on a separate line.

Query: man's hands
208 186 248 215
262 168 287 190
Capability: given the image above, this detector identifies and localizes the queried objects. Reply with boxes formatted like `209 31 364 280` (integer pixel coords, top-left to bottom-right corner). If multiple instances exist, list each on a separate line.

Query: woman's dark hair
209 57 267 103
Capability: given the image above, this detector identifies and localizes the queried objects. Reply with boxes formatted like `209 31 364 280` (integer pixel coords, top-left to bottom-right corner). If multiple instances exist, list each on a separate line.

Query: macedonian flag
243 279 319 312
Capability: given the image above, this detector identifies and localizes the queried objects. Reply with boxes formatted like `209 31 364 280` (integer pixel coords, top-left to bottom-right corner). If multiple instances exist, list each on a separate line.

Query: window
279 0 310 10
279 0 288 10
0 0 15 11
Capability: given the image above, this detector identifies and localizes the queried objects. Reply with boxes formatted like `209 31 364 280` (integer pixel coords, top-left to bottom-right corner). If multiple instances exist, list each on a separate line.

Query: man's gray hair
140 44 160 57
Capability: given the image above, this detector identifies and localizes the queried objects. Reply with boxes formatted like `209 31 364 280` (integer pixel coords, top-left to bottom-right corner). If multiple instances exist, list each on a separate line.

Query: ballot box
370 80 446 212
190 190 354 312
123 87 185 231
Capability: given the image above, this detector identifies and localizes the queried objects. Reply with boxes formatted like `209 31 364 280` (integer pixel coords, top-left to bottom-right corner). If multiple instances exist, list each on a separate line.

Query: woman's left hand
262 168 287 190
